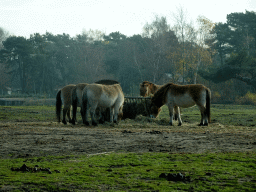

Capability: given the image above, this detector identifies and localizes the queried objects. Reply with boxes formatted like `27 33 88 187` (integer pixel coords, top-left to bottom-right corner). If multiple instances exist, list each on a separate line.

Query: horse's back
165 83 209 107
75 83 88 106
95 79 120 85
84 83 124 108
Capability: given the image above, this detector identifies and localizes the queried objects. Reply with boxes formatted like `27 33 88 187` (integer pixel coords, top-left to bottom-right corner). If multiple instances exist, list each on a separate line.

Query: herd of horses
56 80 211 126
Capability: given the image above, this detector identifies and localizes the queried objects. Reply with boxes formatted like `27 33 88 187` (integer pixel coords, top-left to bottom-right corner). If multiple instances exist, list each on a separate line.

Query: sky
1 0 256 39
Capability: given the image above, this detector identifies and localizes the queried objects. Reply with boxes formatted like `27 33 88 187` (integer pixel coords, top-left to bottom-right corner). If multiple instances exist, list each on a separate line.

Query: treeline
0 11 256 100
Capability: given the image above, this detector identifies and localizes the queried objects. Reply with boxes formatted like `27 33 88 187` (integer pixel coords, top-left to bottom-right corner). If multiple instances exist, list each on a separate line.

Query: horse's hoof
168 123 173 126
62 120 67 125
178 123 182 126
204 123 209 126
198 123 204 126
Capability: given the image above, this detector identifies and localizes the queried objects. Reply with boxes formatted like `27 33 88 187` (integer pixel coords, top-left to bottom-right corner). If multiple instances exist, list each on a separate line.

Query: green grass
0 152 255 191
1 104 256 126
0 106 56 122
0 104 256 191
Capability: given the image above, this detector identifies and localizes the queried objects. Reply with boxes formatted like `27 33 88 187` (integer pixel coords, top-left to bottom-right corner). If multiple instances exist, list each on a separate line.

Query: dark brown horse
150 83 211 126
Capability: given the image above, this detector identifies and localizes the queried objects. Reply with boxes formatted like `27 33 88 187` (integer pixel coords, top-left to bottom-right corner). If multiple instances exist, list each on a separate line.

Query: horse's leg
167 104 174 126
71 100 77 125
67 108 72 123
203 106 209 126
62 105 69 124
174 106 182 126
197 104 207 126
82 105 90 126
90 106 98 126
98 107 105 124
83 106 90 126
112 106 118 124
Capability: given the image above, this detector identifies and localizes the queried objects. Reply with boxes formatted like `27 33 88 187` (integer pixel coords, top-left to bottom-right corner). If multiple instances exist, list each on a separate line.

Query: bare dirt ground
0 120 255 159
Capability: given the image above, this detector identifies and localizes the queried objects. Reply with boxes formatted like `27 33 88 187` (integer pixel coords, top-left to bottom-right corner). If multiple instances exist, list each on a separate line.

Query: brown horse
56 84 76 124
81 83 124 126
71 80 120 124
140 81 162 97
140 81 180 120
150 83 211 126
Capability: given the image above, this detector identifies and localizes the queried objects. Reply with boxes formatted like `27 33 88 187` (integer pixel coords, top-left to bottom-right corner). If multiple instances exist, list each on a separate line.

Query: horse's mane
151 83 174 107
141 81 153 86
95 79 120 85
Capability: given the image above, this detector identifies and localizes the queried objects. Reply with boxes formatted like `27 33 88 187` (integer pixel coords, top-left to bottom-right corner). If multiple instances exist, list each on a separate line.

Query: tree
82 29 105 44
226 11 256 56
0 36 33 93
207 11 256 66
191 16 214 84
141 16 177 83
199 51 256 90
172 6 194 83
0 27 9 50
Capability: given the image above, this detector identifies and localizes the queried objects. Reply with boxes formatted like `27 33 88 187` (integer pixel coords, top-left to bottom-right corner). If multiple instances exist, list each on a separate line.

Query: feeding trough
99 96 152 121
122 96 151 119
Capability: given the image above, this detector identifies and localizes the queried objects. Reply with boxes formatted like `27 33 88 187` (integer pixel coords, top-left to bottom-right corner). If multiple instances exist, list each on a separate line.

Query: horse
140 81 179 120
56 84 76 124
149 83 211 126
140 81 162 97
71 83 88 124
81 83 124 126
71 79 120 124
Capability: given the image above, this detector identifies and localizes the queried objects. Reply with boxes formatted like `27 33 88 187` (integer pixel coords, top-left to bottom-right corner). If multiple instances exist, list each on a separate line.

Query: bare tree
171 6 190 83
0 27 9 50
141 16 173 83
82 29 105 44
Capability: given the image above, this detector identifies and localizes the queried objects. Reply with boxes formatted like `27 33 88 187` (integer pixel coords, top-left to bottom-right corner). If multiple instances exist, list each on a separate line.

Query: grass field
0 104 255 191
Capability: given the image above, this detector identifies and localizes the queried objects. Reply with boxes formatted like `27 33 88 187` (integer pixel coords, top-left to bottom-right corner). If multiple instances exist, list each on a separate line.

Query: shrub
235 91 256 105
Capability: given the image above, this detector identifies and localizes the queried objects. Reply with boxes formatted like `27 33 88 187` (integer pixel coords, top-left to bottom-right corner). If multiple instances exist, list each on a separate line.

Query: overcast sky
1 0 256 38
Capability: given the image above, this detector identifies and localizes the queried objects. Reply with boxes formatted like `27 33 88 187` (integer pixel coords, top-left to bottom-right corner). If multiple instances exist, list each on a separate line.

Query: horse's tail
206 88 211 123
56 90 62 122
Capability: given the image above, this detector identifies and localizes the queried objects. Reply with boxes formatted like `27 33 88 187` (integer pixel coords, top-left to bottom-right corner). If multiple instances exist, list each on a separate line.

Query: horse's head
140 82 149 97
149 100 161 118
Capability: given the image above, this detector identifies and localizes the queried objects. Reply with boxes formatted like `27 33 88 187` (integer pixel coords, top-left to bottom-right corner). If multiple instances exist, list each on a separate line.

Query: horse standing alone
150 83 211 126
81 83 124 126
